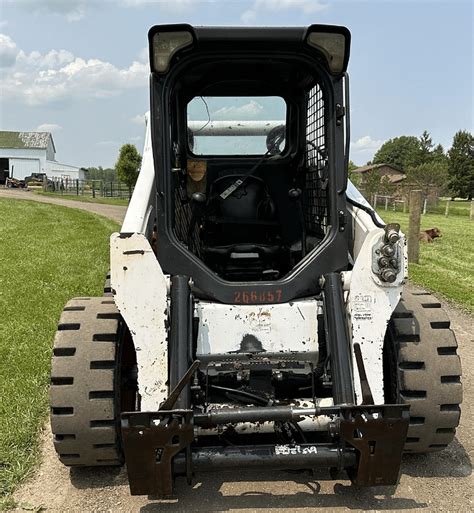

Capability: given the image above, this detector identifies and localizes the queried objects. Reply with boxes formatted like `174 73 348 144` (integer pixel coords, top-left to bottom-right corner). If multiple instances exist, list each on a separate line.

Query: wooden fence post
408 190 422 264
385 197 389 211
445 199 450 217
423 198 427 215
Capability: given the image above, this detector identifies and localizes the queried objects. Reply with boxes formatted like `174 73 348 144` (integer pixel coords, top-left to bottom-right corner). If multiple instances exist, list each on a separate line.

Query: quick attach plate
121 410 194 496
339 404 410 486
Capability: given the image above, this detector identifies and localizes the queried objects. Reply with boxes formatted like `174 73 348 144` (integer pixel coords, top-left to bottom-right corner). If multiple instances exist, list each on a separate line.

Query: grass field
33 190 129 206
378 209 474 312
0 199 118 509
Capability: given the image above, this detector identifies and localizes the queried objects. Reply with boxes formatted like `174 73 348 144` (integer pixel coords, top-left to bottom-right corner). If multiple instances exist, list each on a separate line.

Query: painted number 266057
234 289 282 304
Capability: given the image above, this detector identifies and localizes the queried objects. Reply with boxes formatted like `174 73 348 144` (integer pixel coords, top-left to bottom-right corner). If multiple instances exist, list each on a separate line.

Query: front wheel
50 297 137 466
384 288 462 453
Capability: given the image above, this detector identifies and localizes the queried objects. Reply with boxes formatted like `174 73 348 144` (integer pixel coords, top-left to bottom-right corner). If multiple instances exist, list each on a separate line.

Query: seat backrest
211 175 274 221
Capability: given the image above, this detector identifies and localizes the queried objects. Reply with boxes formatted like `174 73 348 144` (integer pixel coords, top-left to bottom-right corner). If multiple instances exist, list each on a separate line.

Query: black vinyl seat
202 174 286 280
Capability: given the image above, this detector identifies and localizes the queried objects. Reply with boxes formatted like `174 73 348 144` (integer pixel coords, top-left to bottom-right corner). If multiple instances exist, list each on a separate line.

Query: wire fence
44 177 133 199
372 193 473 219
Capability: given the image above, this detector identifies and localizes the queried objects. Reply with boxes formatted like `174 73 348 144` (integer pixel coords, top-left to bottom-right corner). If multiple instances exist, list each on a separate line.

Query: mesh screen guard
304 84 329 238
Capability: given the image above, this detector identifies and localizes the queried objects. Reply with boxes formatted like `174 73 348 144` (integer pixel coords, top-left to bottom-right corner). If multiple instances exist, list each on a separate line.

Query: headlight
151 30 193 73
306 26 350 74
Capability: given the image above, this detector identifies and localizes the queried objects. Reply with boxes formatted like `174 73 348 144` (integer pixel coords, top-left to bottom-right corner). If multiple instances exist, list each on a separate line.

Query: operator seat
202 174 285 280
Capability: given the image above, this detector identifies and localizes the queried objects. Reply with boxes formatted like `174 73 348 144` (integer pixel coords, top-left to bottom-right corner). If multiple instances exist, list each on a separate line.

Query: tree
372 136 421 171
419 130 434 164
406 161 449 197
84 166 117 182
347 160 363 186
363 169 392 204
115 144 142 196
447 130 474 199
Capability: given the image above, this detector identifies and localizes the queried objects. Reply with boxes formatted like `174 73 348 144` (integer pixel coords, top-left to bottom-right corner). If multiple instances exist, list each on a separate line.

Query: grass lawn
33 190 129 206
378 209 474 313
0 199 118 509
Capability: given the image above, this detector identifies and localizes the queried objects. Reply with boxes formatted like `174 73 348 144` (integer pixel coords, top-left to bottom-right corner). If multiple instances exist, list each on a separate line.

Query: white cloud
120 0 194 12
96 140 119 147
131 113 146 125
10 0 87 22
241 0 327 23
351 135 385 152
0 34 19 68
241 9 257 24
138 46 148 63
36 123 63 132
0 35 148 106
213 100 264 119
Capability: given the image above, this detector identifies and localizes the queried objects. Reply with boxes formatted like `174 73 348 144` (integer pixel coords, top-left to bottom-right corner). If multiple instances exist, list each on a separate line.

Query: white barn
0 131 85 183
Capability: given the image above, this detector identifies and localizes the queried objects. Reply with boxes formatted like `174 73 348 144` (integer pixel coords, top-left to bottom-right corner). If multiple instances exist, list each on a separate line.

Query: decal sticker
353 293 374 321
275 445 318 455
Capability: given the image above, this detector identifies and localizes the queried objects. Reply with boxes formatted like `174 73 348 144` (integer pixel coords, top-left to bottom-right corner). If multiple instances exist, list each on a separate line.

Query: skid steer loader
50 24 462 497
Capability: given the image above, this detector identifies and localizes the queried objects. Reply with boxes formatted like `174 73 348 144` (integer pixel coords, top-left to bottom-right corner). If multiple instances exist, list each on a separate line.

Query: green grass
33 191 129 206
0 199 119 508
378 209 474 312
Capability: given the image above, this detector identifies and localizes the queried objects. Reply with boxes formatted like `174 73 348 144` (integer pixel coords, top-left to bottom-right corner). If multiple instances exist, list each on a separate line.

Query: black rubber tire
384 288 462 453
50 297 125 466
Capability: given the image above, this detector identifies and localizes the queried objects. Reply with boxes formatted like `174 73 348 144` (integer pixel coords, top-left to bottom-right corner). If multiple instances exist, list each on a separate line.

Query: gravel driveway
4 188 472 512
0 188 126 225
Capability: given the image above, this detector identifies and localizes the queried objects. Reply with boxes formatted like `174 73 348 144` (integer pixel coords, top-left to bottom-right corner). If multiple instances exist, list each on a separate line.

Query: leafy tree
447 130 474 199
372 136 421 171
348 160 358 172
84 166 117 182
406 161 449 196
347 160 363 186
363 169 392 204
115 144 142 196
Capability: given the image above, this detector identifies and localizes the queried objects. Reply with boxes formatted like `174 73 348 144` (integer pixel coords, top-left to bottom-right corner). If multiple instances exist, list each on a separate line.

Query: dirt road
6 190 473 512
0 189 126 225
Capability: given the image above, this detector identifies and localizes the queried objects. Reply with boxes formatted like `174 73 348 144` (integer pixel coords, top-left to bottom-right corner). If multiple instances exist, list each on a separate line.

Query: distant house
0 131 85 184
352 163 406 184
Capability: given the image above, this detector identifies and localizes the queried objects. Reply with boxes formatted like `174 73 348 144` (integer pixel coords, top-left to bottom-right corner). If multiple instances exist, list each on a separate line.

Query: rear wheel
384 288 462 453
50 297 136 466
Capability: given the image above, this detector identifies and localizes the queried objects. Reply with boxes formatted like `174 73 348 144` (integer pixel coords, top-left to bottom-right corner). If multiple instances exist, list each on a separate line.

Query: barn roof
352 163 404 174
0 131 56 153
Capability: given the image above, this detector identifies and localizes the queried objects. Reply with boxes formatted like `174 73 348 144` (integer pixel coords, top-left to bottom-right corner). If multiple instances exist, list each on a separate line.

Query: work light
152 30 193 73
306 27 349 74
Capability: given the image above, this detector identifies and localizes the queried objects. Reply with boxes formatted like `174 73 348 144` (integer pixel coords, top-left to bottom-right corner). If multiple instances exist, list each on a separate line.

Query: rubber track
50 297 122 466
389 289 462 453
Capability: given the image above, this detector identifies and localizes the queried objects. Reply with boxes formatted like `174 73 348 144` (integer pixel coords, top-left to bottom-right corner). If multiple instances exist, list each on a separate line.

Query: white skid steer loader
50 24 462 497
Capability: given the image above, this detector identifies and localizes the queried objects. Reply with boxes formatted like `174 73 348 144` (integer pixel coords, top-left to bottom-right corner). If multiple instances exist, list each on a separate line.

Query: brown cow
419 227 442 243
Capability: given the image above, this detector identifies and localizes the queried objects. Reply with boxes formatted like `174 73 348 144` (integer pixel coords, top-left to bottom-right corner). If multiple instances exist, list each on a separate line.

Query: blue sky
0 0 472 168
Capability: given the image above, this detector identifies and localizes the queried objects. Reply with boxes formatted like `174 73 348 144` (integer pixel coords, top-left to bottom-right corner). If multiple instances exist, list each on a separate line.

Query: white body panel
346 191 406 404
121 112 155 235
196 299 319 355
110 232 169 410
